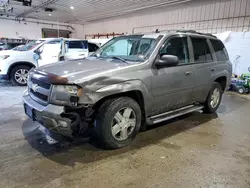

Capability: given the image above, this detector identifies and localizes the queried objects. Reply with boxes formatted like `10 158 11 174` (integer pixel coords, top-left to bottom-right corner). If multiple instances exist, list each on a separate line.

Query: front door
150 36 194 115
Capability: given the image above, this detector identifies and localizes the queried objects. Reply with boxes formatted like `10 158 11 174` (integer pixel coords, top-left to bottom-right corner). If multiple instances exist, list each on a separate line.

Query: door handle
185 71 192 76
211 68 215 72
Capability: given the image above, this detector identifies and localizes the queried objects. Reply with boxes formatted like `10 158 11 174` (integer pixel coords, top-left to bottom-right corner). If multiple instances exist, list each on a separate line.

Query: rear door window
191 38 213 63
210 39 229 61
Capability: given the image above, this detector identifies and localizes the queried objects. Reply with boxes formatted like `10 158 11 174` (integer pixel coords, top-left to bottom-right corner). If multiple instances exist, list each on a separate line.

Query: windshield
14 40 45 51
94 35 160 63
11 45 24 50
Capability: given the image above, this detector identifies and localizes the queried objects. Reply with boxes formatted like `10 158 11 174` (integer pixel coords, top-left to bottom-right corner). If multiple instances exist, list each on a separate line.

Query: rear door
190 37 216 102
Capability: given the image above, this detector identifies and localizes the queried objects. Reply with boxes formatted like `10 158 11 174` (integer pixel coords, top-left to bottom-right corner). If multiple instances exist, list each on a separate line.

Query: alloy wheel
111 107 136 141
14 69 29 85
210 88 220 108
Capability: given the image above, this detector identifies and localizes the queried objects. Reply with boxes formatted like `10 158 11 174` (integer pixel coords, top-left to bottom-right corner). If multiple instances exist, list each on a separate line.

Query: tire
238 87 245 94
245 88 249 94
203 82 223 113
94 97 141 149
10 65 31 86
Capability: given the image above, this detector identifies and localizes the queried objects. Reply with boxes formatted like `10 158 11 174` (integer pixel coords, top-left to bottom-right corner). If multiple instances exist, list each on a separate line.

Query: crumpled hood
37 58 129 83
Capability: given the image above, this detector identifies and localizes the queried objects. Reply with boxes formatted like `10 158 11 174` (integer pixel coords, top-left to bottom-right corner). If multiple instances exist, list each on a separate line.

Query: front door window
160 37 190 64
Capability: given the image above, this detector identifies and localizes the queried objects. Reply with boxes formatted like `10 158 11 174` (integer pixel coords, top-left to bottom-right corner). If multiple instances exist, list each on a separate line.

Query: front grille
28 76 51 104
30 89 48 101
31 77 51 89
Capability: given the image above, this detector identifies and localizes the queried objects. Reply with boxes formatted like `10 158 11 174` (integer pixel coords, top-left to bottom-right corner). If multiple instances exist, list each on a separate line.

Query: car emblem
31 84 39 92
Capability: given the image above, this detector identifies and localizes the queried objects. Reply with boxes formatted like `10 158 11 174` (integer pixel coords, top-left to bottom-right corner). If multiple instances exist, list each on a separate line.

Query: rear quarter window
210 39 229 61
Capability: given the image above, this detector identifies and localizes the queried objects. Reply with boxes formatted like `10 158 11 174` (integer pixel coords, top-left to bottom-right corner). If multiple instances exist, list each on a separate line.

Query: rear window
210 39 229 61
191 38 213 63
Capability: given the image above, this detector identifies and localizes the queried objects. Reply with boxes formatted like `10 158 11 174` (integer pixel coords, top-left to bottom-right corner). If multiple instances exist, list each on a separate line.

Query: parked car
0 38 100 86
0 42 24 51
23 30 232 149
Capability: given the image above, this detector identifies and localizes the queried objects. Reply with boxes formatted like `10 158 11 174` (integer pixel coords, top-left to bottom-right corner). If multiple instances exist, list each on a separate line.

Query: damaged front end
23 70 96 138
23 90 95 138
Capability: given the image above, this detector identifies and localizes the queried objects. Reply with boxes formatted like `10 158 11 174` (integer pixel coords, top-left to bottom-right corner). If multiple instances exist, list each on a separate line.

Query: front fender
78 80 153 113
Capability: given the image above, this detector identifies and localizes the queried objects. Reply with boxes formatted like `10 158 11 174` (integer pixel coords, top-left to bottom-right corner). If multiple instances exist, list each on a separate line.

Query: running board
149 105 203 124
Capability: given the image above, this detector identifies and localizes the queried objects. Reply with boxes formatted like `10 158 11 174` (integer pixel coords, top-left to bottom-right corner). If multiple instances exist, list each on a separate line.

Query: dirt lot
0 82 250 188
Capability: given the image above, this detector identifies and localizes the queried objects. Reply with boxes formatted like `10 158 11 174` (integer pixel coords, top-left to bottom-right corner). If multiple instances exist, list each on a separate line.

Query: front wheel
94 97 141 149
10 65 31 86
203 82 223 113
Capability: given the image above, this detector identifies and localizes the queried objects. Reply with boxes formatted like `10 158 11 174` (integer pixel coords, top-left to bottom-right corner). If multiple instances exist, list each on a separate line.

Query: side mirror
33 52 40 60
155 55 179 68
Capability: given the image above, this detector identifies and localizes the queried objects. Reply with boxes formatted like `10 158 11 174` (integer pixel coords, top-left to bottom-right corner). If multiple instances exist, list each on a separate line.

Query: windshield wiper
110 56 128 64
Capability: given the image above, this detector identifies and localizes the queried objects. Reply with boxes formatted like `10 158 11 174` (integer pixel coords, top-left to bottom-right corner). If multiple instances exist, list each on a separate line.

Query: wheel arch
92 89 147 130
93 90 145 112
81 79 151 111
214 76 227 92
90 79 152 127
8 62 35 77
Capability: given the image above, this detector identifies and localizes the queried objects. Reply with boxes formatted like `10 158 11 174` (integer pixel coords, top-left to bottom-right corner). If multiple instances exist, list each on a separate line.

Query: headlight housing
50 85 82 106
0 55 10 60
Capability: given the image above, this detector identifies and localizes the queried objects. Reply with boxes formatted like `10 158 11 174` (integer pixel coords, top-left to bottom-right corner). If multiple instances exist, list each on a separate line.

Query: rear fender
209 70 229 87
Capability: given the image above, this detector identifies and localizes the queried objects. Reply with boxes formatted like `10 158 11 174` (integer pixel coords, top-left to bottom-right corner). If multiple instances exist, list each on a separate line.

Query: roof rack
154 29 217 38
176 30 217 38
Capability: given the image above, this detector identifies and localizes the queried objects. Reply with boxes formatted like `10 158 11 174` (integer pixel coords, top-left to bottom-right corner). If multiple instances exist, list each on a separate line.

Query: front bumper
0 74 9 80
0 59 9 76
23 91 74 137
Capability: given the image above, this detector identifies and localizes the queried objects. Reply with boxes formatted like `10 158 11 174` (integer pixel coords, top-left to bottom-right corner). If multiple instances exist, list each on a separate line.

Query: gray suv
23 30 232 149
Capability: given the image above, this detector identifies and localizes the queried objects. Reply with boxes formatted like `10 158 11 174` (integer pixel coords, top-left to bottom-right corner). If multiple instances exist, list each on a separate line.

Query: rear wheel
10 65 31 86
203 82 222 113
94 97 141 149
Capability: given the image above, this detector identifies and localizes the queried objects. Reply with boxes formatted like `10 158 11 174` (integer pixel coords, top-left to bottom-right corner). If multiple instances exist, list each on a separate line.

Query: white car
0 38 99 86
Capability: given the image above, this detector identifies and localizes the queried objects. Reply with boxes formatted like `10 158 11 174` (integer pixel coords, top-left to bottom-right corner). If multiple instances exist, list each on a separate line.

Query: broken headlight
50 85 82 106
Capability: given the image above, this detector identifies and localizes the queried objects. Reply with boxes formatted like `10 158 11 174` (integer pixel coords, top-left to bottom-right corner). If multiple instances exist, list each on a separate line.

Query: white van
0 38 99 86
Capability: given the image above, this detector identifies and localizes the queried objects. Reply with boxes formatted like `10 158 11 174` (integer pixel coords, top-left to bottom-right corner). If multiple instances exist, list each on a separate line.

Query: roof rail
176 30 217 38
154 29 176 33
154 29 217 38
